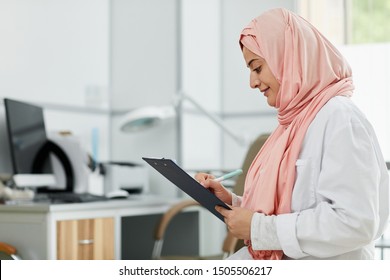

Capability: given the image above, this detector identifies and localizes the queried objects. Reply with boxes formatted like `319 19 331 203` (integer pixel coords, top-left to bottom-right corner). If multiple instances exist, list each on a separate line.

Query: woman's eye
254 66 262 73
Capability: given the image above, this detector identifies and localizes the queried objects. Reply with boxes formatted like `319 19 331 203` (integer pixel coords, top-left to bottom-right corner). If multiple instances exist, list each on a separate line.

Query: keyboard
35 192 108 203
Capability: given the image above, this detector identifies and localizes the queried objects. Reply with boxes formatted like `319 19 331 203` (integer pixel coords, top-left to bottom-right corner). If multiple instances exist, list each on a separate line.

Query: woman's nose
250 75 260 89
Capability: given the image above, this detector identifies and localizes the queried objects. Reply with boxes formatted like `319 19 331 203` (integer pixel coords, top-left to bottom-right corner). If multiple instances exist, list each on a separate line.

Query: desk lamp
119 93 247 146
118 93 248 197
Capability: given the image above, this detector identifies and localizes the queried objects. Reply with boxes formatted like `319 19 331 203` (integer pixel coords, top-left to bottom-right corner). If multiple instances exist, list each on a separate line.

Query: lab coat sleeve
276 121 387 259
251 213 282 250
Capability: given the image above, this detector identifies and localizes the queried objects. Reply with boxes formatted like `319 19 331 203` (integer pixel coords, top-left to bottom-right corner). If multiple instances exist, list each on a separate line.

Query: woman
196 8 389 260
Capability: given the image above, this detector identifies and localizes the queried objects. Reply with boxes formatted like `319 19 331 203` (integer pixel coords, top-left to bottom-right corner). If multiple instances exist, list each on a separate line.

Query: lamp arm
180 94 247 146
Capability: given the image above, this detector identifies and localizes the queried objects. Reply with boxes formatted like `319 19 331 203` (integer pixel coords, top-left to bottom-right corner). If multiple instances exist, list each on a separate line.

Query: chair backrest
152 200 200 259
233 133 270 196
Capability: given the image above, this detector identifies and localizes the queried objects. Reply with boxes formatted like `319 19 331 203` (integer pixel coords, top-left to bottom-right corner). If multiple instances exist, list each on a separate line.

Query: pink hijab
239 8 354 259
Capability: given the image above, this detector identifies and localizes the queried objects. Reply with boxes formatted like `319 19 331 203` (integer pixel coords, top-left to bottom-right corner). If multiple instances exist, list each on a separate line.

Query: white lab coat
230 96 389 260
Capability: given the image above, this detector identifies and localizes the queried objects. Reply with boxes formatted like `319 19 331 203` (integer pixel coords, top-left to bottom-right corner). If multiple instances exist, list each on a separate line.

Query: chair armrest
0 242 17 255
154 199 200 240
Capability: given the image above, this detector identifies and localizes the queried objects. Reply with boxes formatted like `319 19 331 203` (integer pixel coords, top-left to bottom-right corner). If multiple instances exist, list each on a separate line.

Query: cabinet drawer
57 217 114 260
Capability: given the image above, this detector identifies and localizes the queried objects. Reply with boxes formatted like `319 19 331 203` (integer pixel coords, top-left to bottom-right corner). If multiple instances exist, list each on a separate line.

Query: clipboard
142 157 231 222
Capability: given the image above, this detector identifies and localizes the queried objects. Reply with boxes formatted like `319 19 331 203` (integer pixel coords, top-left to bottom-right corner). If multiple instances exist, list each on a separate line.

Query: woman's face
242 47 280 107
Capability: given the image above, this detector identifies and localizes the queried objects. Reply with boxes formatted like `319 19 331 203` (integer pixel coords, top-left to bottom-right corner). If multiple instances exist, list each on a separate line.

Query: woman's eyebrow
247 59 258 68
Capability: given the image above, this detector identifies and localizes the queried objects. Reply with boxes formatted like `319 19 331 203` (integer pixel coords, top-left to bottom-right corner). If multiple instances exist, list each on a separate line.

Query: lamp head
119 106 176 133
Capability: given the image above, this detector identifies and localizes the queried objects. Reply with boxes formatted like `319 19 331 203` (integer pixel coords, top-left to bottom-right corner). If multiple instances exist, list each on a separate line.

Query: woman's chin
266 99 276 107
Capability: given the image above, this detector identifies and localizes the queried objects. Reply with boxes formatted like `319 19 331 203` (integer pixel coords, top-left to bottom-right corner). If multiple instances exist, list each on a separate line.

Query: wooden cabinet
57 217 114 260
0 197 201 259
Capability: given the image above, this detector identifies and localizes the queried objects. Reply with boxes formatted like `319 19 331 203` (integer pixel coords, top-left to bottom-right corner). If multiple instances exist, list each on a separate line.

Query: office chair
151 133 270 260
0 242 21 260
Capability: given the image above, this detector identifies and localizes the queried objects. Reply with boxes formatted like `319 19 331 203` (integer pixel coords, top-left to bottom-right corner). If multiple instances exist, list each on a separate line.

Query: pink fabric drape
239 8 354 260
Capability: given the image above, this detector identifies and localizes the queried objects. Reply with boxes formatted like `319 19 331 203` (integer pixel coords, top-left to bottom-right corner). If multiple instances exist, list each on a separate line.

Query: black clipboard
142 157 231 222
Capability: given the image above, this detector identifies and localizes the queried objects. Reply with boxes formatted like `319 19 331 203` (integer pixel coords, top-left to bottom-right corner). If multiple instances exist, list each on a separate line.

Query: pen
214 169 243 182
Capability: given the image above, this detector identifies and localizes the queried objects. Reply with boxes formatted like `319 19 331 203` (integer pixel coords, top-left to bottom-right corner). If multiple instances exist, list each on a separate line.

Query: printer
100 161 149 195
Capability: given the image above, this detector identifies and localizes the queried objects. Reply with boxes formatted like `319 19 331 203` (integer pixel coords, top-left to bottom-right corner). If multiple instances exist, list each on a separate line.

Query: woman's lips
261 87 270 96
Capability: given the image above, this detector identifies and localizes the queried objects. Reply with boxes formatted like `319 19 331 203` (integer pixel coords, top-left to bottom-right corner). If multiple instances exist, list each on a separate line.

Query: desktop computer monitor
0 101 13 176
2 98 106 203
3 98 69 191
3 98 51 175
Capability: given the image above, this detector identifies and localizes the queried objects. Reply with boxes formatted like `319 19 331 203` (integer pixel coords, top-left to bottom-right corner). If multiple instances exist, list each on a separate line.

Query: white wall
180 0 225 256
0 0 111 194
109 0 179 197
0 0 109 107
180 0 222 170
110 0 178 110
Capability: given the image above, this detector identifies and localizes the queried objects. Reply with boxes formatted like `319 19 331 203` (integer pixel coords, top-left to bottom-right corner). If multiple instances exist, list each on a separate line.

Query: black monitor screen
4 98 52 174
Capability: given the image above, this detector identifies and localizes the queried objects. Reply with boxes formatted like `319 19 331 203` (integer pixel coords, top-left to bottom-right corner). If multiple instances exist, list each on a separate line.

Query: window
298 0 390 45
347 0 390 44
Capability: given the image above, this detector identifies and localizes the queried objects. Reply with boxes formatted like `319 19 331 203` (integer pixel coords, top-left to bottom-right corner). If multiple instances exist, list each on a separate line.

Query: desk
0 195 199 259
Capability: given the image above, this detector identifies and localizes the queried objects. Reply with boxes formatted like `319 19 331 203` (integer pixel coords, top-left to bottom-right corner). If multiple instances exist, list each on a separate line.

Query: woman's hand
194 172 232 205
216 206 254 240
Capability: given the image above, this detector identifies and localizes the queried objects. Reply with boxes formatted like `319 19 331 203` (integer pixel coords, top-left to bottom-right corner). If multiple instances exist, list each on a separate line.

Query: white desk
0 195 191 259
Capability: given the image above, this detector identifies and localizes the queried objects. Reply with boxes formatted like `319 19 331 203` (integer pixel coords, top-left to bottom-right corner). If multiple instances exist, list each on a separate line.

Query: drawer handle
78 239 94 245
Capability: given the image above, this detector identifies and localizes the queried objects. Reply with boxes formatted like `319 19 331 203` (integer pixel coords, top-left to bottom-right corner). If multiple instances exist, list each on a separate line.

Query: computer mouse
106 190 129 199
